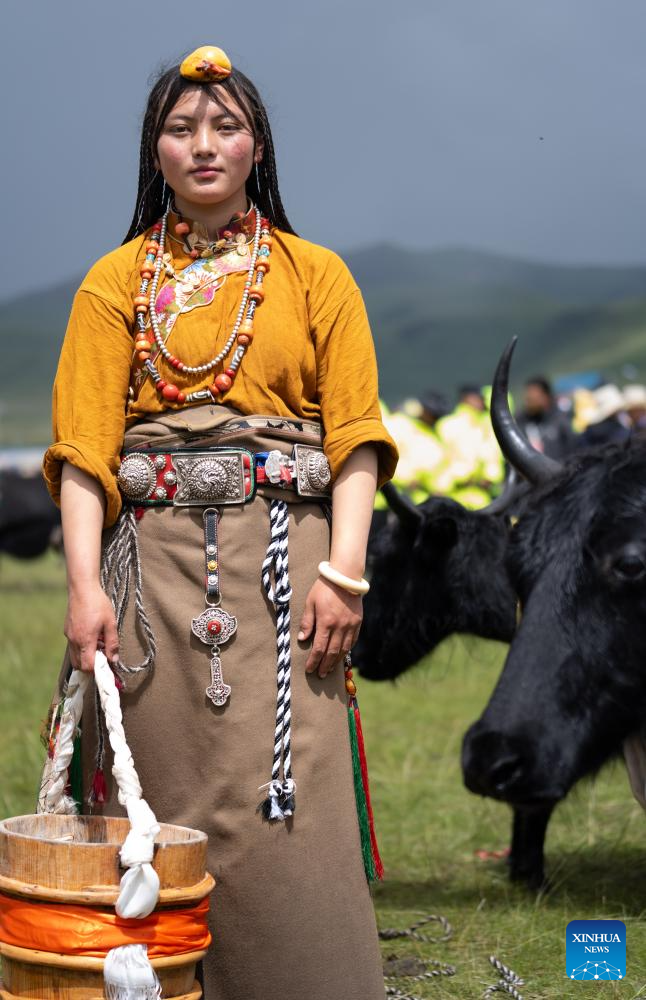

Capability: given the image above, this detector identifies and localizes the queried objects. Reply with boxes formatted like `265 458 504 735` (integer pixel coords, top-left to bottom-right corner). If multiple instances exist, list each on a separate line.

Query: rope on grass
482 955 525 998
379 913 453 943
379 913 456 999
378 915 525 1000
384 955 457 997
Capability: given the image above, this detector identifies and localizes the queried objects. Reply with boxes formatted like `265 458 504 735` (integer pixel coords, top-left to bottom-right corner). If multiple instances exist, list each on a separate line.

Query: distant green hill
347 245 646 401
3 245 646 445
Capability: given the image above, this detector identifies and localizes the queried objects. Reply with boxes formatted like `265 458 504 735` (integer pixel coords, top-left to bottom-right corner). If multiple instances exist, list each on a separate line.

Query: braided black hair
123 60 297 243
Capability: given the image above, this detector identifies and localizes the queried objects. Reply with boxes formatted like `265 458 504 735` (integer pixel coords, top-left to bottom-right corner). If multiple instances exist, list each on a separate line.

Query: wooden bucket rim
0 815 208 849
0 981 202 1000
0 941 207 971
0 872 215 906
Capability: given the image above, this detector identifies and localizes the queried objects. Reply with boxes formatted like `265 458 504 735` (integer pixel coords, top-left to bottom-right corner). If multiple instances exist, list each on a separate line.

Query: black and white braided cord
384 958 457 997
260 499 295 820
380 913 453 944
100 506 156 679
379 915 524 1000
482 956 525 998
381 914 455 998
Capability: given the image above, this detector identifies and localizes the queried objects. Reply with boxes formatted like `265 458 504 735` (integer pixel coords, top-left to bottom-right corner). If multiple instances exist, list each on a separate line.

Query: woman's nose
193 126 215 157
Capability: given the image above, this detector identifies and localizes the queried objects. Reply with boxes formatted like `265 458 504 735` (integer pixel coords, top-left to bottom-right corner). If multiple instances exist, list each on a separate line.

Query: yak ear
422 514 458 550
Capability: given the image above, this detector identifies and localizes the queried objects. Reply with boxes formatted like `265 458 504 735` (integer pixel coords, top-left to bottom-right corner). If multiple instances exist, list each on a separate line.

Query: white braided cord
38 671 89 815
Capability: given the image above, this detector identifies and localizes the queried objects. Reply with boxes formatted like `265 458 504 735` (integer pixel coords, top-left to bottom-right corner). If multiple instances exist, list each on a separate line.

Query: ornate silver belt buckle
117 453 159 502
172 450 246 505
293 444 332 498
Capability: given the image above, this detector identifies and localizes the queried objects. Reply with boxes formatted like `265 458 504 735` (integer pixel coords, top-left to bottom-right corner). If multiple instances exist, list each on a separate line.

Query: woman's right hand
64 584 119 673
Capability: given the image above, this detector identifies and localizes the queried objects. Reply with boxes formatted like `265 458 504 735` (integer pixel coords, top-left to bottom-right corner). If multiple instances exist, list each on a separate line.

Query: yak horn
380 482 423 527
491 337 562 486
476 467 523 516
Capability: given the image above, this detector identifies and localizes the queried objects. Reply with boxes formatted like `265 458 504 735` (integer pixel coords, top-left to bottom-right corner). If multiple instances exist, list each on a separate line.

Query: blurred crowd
378 375 646 509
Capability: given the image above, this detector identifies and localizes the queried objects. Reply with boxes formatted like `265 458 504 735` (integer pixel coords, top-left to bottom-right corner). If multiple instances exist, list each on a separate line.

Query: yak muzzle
462 721 563 805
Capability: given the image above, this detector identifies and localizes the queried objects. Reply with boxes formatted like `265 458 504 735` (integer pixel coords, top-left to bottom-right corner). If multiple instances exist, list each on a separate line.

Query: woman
42 46 398 1000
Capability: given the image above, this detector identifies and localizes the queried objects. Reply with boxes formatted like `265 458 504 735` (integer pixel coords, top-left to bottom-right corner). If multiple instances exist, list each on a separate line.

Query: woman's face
155 87 263 211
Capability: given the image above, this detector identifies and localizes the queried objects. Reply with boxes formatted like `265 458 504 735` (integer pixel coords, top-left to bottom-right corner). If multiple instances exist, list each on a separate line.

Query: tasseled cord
104 945 161 1000
259 497 382 881
260 499 295 821
348 693 384 882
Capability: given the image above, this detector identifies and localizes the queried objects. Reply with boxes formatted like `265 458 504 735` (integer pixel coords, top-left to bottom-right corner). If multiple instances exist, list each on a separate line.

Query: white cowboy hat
586 384 626 425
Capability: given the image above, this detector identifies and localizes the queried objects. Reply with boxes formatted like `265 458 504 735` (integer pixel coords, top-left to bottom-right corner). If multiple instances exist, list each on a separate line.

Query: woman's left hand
298 577 363 677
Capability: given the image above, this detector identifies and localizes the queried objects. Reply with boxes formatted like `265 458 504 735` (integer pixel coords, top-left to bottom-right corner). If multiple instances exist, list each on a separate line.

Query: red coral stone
214 373 232 392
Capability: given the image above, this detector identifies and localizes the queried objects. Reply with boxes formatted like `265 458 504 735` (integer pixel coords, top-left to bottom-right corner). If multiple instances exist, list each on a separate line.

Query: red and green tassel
347 685 384 882
89 766 107 806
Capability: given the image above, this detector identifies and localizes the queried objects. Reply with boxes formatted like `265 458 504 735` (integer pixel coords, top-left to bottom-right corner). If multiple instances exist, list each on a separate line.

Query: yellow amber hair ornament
180 46 232 81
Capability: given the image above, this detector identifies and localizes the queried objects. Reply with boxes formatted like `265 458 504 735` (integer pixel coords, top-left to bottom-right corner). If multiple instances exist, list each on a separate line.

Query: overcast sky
3 0 646 299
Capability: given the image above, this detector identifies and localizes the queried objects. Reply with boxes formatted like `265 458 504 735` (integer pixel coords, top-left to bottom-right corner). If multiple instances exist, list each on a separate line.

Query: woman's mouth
191 167 221 178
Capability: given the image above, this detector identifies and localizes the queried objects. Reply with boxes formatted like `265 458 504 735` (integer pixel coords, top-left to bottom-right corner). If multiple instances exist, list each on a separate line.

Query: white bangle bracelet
317 560 370 595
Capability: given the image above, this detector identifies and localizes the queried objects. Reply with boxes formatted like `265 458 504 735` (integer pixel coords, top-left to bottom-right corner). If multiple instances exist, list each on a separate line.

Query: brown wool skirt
46 407 386 1000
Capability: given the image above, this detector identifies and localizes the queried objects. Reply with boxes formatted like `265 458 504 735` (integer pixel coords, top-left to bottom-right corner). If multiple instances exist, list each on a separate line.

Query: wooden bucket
0 984 202 1000
0 814 215 999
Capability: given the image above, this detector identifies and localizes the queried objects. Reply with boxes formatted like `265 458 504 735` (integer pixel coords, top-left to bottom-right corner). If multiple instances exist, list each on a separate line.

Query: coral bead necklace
133 206 272 404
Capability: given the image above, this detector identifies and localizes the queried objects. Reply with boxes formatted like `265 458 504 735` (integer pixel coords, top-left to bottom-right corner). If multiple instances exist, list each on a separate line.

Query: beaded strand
132 207 272 404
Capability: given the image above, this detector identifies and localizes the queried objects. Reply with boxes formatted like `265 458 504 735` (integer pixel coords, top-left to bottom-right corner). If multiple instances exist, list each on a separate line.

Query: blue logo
566 920 626 980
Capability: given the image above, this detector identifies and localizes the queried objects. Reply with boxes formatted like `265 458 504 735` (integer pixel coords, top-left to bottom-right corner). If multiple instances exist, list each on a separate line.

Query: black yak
462 339 646 889
355 483 519 681
0 470 61 558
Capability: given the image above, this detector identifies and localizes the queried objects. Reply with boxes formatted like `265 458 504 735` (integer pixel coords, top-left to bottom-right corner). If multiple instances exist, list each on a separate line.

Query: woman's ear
254 139 265 164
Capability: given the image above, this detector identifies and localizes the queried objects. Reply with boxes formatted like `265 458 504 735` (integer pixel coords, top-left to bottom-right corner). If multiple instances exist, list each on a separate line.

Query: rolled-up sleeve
311 266 398 488
43 287 134 528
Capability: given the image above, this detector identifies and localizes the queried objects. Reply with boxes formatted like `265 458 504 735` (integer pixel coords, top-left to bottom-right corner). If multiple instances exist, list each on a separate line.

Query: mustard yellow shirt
43 211 398 527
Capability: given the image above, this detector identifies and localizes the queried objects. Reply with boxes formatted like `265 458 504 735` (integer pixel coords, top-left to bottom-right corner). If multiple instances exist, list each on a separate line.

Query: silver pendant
191 606 237 644
191 607 237 707
206 654 231 707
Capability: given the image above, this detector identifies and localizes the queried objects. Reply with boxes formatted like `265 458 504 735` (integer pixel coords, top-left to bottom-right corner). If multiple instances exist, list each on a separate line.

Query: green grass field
2 553 646 998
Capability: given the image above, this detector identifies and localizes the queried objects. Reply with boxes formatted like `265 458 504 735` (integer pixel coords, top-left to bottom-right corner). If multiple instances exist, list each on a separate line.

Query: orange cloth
43 210 399 527
0 892 211 958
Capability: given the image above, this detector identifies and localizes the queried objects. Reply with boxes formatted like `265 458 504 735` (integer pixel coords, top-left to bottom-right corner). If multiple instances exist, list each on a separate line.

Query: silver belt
117 444 332 506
